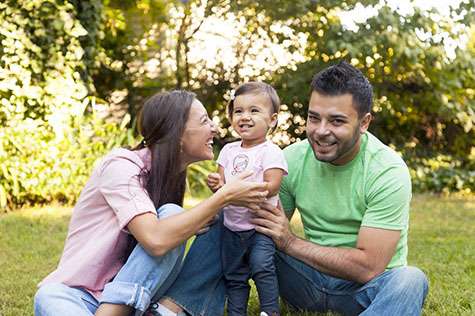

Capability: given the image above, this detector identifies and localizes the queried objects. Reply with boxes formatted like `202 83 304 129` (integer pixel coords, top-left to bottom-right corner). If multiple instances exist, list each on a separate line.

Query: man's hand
252 201 401 283
250 202 296 252
207 172 223 192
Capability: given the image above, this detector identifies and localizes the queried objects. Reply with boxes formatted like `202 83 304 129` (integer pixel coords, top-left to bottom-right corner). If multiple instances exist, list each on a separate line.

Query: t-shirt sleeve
99 157 157 230
262 144 288 174
279 169 295 219
362 164 411 230
216 144 228 168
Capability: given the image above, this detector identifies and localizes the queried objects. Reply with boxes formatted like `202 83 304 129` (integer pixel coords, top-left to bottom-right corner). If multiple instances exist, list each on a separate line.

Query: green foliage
0 0 135 211
0 0 102 123
1 0 474 211
187 159 217 198
0 106 135 210
410 155 475 194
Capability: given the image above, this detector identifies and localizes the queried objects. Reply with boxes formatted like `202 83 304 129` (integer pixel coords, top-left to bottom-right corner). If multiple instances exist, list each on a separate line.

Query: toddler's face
231 93 277 147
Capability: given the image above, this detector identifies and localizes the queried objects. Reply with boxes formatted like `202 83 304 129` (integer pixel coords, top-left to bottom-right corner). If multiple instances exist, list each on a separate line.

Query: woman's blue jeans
163 215 429 316
34 203 186 316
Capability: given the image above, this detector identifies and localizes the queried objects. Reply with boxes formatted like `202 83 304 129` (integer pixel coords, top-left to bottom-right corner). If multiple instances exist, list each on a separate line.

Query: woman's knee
35 283 63 306
34 283 76 315
157 203 185 218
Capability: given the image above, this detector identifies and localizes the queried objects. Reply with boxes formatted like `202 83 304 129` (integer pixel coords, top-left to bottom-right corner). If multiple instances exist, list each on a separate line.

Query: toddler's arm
263 168 285 197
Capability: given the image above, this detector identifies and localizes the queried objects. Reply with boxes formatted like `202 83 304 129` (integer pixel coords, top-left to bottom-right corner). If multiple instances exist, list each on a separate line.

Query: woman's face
180 99 217 167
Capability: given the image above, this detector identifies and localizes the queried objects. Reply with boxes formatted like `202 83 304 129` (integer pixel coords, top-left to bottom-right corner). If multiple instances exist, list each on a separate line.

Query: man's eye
333 119 344 125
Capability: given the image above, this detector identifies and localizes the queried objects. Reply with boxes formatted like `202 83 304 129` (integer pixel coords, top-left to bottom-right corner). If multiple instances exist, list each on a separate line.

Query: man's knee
381 266 429 303
393 266 428 292
274 252 327 312
157 203 184 218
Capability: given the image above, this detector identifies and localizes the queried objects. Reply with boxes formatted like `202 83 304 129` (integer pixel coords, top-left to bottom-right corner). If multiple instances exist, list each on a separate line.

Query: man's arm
251 203 400 284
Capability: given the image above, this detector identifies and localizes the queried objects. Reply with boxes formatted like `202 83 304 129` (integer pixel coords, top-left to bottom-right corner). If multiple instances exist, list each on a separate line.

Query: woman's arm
128 170 268 257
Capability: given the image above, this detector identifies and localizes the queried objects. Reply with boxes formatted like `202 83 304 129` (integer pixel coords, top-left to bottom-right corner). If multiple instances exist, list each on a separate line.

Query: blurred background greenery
1 0 474 212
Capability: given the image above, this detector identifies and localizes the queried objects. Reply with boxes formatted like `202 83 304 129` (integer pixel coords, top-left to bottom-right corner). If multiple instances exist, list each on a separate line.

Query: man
252 61 428 315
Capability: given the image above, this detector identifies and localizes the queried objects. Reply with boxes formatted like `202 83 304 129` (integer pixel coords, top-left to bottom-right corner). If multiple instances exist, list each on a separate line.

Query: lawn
0 195 474 316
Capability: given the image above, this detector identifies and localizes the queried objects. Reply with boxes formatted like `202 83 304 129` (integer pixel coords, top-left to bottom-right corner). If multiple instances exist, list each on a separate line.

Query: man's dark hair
310 61 373 117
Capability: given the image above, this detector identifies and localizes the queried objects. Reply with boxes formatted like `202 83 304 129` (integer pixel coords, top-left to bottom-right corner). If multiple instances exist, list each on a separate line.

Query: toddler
207 82 287 316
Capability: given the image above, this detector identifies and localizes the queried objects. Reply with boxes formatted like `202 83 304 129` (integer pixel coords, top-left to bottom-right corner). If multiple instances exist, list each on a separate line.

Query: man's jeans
164 217 429 316
276 252 429 316
222 227 279 316
34 203 186 316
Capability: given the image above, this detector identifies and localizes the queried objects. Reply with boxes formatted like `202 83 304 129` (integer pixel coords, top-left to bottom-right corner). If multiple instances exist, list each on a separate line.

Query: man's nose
315 121 330 136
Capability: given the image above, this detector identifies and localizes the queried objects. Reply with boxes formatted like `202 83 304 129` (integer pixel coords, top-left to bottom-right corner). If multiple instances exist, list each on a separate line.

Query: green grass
0 195 474 316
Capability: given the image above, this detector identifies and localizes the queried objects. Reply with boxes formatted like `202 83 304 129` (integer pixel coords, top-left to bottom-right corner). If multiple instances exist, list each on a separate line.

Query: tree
99 0 475 191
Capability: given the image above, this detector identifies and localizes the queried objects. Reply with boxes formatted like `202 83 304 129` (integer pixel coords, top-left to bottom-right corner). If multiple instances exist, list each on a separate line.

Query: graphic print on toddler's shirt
231 154 249 175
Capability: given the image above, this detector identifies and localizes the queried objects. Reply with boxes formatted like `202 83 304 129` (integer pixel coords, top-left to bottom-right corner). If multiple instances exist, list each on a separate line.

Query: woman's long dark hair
133 90 195 209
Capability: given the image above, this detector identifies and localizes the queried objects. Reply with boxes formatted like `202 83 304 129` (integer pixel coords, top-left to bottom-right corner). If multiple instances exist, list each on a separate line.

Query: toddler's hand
207 172 223 192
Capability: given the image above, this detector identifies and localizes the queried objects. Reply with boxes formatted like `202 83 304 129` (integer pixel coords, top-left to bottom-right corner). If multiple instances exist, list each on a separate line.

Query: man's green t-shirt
279 132 411 269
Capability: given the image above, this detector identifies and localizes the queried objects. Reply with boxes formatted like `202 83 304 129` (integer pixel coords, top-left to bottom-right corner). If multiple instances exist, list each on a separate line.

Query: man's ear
359 113 372 134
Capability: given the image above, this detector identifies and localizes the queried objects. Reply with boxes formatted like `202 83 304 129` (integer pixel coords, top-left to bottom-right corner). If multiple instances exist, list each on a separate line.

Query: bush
409 155 475 194
0 105 134 211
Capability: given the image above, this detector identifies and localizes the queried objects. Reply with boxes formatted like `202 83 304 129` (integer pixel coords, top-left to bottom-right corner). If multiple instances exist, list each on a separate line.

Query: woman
34 90 268 316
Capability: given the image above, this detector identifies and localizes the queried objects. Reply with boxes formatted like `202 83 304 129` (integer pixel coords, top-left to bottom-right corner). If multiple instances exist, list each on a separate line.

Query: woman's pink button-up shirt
39 148 156 298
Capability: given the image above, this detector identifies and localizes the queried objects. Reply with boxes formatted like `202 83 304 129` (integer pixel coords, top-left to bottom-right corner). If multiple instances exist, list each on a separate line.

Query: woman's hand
218 170 269 208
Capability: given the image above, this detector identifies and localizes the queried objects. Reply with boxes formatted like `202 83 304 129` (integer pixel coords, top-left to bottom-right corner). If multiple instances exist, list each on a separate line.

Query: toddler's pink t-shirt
39 148 156 299
217 140 287 231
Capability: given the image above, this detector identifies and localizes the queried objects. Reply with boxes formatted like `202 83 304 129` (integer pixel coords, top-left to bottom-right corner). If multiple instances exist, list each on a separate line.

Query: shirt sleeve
279 170 295 219
362 164 411 230
99 157 157 230
262 144 288 174
216 144 228 168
